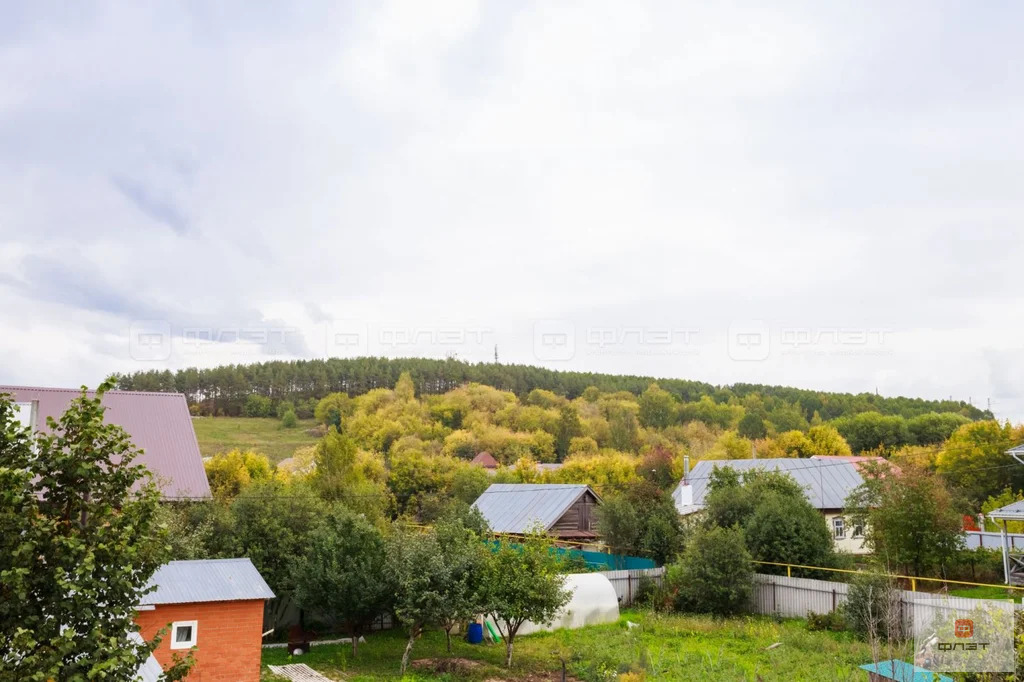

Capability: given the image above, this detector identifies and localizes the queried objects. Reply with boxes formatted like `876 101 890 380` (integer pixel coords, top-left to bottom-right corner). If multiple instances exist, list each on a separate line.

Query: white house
672 457 869 554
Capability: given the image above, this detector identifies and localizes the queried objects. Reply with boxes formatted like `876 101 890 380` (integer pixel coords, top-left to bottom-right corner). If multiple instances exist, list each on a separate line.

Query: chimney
683 454 690 482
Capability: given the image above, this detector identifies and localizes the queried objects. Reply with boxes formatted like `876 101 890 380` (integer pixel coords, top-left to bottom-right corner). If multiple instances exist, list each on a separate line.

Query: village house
135 558 274 682
472 483 602 544
1 385 211 499
672 458 869 554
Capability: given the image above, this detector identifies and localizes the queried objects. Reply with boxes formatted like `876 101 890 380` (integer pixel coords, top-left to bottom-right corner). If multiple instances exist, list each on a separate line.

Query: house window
832 517 846 539
852 524 864 539
13 402 35 431
170 621 197 650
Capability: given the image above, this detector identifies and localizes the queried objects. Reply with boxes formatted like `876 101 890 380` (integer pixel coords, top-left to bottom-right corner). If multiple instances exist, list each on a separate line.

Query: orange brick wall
135 600 264 682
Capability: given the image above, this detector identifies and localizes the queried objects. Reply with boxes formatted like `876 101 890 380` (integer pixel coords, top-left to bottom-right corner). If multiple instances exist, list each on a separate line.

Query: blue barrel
466 622 483 644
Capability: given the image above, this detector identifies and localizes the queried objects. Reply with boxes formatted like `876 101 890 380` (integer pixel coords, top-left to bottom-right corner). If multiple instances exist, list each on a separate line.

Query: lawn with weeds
192 416 319 463
262 609 892 681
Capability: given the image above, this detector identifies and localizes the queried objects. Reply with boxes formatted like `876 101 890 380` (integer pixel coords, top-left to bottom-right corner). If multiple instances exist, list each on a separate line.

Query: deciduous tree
485 530 571 667
0 382 191 680
290 506 390 657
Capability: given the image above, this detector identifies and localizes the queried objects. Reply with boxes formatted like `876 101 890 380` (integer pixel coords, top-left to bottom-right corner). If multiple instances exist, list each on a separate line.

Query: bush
844 572 904 642
806 610 846 632
671 526 753 616
281 409 298 428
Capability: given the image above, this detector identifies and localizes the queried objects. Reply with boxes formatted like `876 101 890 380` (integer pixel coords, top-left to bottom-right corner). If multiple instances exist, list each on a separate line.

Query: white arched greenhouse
491 572 620 637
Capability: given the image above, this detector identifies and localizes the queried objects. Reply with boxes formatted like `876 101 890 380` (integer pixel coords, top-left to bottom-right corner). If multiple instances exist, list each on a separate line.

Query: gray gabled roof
472 483 597 533
141 558 274 606
672 458 864 513
987 499 1024 521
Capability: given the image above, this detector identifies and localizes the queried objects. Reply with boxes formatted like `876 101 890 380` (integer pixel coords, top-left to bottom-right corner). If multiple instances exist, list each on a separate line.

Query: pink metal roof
1 385 211 499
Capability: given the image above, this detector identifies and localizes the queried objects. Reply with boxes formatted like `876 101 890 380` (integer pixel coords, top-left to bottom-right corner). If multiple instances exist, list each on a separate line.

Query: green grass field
192 417 320 463
262 610 889 681
948 585 1024 603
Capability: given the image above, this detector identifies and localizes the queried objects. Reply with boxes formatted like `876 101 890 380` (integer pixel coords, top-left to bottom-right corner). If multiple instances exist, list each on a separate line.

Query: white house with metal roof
672 458 869 554
472 483 601 542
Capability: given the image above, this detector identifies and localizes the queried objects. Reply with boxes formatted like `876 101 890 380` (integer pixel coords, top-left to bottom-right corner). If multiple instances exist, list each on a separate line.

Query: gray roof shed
141 558 275 606
672 458 864 514
472 483 597 533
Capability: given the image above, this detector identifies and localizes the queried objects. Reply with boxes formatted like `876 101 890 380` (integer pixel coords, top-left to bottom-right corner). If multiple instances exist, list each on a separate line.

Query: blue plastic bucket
466 622 484 644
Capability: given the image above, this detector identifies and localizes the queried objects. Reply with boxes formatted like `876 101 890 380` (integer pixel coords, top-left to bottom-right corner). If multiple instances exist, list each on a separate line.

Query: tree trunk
504 637 514 668
349 623 358 658
445 626 452 653
400 631 417 674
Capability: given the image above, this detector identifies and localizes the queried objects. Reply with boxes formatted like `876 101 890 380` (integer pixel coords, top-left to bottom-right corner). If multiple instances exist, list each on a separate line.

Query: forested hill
114 356 990 422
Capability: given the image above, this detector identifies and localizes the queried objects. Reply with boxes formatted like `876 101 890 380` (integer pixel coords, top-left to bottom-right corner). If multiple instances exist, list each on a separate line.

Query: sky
1 1 1023 420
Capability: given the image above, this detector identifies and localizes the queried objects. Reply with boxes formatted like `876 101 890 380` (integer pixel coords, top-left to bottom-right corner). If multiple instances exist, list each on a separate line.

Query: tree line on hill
114 356 989 421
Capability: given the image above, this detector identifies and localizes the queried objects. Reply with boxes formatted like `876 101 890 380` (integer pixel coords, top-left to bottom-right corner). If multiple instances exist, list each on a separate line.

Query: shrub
844 572 904 642
672 526 753 616
281 409 298 428
806 610 846 632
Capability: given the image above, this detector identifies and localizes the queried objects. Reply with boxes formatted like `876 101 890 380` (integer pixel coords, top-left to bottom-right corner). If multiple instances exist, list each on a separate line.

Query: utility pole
494 345 499 364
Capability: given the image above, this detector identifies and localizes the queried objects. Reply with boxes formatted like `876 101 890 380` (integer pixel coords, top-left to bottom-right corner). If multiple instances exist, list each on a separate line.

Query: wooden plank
267 663 337 682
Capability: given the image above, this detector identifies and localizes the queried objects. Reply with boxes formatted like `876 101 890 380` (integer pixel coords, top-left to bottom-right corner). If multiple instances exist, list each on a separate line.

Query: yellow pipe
750 560 1024 592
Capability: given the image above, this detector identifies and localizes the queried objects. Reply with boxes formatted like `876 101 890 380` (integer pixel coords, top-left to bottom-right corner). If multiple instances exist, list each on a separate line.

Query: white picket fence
751 573 1023 638
597 567 666 606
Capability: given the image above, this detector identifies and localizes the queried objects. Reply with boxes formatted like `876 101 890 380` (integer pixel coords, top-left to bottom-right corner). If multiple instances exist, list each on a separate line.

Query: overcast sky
1 2 1022 420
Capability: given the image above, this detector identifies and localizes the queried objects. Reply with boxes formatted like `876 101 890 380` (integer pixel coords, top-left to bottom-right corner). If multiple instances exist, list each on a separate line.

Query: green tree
0 382 191 681
555 405 583 460
485 530 572 667
907 412 971 445
607 404 639 451
704 467 834 574
314 392 353 429
280 408 298 428
672 526 753 615
638 383 676 430
832 412 910 454
846 464 964 576
230 479 324 595
936 420 1024 506
596 481 683 565
434 518 491 651
737 412 767 439
387 527 451 673
291 506 390 657
242 393 273 417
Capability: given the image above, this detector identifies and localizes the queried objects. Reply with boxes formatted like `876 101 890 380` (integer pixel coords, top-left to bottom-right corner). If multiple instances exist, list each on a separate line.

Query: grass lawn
261 610 892 681
192 416 320 463
948 585 1024 603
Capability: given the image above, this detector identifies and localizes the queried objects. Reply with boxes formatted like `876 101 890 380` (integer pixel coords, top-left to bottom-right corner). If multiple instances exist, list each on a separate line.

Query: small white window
170 620 197 650
13 402 35 431
832 517 845 539
852 524 864 539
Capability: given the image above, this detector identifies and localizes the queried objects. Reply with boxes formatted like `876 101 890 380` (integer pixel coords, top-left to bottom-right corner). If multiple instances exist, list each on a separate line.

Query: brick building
135 558 274 682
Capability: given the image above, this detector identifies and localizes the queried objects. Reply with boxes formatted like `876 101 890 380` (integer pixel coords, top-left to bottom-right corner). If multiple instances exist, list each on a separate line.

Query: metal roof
129 631 164 682
0 385 210 499
672 458 864 512
141 558 275 605
472 483 597 533
986 499 1024 521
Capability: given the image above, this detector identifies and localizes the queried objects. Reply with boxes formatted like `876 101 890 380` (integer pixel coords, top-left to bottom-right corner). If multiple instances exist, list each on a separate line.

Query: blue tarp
858 659 952 682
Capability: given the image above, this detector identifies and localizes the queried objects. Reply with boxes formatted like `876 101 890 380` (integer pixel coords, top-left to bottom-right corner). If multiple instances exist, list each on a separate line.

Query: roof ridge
0 385 186 398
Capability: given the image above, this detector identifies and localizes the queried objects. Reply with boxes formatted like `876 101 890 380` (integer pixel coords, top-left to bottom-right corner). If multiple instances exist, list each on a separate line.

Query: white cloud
0 1 1022 420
